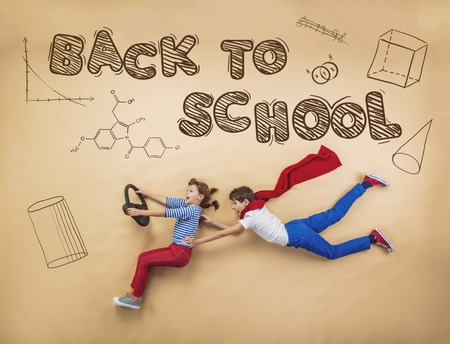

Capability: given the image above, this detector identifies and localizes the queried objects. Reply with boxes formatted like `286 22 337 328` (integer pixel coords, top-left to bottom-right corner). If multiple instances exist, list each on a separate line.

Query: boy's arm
184 222 245 247
200 215 229 230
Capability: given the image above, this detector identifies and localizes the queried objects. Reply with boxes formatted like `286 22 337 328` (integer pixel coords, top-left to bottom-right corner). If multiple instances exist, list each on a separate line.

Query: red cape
240 145 342 219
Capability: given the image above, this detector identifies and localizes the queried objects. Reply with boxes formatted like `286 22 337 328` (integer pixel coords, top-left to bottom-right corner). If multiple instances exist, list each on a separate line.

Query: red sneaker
370 228 394 252
363 173 390 187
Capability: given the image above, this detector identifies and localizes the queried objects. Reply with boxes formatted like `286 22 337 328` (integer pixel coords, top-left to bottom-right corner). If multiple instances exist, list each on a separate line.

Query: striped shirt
165 197 202 247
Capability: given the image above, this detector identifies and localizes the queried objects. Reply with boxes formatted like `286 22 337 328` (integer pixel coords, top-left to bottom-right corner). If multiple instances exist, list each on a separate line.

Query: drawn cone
27 196 88 268
392 119 432 174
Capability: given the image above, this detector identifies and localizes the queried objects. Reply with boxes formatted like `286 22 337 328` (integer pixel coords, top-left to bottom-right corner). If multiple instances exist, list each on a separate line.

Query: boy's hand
183 236 197 247
200 215 211 223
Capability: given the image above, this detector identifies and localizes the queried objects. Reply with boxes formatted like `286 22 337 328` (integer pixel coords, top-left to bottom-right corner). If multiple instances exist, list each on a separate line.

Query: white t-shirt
239 206 289 246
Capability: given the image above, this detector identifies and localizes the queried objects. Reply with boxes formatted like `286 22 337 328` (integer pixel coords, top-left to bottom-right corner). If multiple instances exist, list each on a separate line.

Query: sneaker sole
113 297 141 310
374 228 394 252
366 173 390 187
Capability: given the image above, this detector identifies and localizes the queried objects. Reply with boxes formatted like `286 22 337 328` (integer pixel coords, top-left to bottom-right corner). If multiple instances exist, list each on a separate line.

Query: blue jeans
285 184 371 260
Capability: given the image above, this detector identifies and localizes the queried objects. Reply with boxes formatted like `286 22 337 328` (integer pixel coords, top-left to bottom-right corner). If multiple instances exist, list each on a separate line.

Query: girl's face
231 198 249 216
185 185 204 206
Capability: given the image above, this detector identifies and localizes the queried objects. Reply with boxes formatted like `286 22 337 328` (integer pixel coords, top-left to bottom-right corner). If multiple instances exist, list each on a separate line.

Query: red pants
130 243 192 297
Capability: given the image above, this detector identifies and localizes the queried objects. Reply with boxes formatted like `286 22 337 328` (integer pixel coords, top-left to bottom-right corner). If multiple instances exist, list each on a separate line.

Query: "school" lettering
178 91 402 142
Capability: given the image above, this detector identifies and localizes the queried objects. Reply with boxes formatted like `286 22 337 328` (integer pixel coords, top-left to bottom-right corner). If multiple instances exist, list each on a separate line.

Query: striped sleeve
166 197 186 209
165 206 198 220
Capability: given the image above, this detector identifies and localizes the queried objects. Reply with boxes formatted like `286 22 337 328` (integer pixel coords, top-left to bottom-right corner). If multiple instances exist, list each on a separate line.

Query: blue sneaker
113 293 141 310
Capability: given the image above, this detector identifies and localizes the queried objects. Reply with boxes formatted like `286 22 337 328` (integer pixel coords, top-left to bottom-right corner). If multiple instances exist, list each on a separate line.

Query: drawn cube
367 29 427 88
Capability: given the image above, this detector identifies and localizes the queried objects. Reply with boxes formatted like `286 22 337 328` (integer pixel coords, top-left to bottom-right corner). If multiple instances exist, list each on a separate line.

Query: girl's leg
304 183 366 233
130 244 191 297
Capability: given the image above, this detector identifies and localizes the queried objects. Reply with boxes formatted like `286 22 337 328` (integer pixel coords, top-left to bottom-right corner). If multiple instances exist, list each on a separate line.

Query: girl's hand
135 187 149 199
200 215 211 223
183 236 197 247
127 208 141 217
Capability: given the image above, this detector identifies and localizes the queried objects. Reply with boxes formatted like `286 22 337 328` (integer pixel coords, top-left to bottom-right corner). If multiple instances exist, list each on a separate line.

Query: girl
113 178 218 310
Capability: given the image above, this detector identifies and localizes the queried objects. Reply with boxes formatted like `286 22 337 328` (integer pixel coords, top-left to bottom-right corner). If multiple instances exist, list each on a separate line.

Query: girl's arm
183 222 245 247
127 208 165 217
136 188 167 206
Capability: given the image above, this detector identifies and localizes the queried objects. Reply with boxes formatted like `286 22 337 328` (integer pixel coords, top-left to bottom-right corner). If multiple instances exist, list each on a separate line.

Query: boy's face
231 198 249 216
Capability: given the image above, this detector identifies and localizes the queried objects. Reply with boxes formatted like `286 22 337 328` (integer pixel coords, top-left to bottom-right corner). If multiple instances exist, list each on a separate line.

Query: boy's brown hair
229 186 256 203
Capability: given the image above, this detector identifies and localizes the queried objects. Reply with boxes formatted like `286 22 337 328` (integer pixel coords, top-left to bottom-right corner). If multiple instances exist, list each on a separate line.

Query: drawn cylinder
27 196 88 268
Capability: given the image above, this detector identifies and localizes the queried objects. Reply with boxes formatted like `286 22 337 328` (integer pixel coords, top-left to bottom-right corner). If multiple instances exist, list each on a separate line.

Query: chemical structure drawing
71 90 179 159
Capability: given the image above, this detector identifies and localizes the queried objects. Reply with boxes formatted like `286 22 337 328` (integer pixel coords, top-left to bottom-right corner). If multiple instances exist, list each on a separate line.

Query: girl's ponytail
188 178 219 210
205 200 219 210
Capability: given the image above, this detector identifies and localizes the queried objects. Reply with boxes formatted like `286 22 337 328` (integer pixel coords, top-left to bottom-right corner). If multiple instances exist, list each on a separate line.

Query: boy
184 174 394 259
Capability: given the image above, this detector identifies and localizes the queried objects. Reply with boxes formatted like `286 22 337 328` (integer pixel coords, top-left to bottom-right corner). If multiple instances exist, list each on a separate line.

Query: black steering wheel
122 184 149 227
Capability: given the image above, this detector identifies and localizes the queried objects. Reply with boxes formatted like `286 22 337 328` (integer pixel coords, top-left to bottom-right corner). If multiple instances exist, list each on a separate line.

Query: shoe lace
376 240 389 249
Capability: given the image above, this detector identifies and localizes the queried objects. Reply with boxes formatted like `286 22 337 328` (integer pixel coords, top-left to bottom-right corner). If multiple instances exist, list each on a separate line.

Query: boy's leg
304 232 371 259
304 173 389 233
304 183 366 233
285 221 371 259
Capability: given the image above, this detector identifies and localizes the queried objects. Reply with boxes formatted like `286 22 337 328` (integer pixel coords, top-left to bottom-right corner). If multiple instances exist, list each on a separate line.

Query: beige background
1 0 449 343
